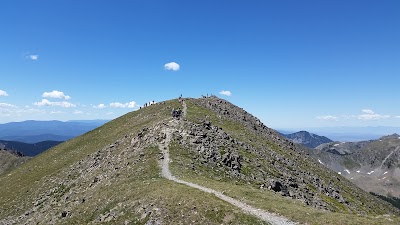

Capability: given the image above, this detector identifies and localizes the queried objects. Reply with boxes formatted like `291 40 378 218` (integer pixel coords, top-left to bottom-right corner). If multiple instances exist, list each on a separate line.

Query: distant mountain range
0 120 108 143
283 131 332 148
279 126 400 142
0 140 62 156
306 133 400 198
1 134 72 144
282 129 400 207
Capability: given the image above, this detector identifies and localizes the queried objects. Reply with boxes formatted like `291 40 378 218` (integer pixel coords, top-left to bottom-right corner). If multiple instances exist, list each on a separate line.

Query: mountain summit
0 97 398 224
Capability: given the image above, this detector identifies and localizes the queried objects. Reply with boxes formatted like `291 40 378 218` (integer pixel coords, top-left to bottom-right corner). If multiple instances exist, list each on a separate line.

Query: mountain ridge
0 140 62 156
283 130 333 148
279 127 400 142
0 97 398 224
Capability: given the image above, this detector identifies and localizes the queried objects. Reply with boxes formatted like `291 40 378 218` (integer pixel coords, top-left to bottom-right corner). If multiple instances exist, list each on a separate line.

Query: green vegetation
371 192 400 210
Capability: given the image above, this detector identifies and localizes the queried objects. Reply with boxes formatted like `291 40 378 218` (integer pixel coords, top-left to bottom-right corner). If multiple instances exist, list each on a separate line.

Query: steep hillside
0 140 62 156
284 131 332 148
347 134 400 198
0 97 398 225
0 148 30 174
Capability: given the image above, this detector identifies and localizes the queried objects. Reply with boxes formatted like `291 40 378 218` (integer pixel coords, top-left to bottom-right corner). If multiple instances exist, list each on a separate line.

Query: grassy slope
0 100 267 224
167 99 400 225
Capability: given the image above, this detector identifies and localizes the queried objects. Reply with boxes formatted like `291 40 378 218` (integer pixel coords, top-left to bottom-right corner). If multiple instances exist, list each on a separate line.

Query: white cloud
358 114 390 120
25 108 44 113
127 101 136 108
0 108 12 117
361 109 375 114
0 90 8 96
50 110 64 114
395 116 400 119
93 103 106 109
34 99 76 108
357 109 390 120
42 90 71 100
0 107 45 118
106 112 114 115
316 115 338 121
0 103 17 108
219 90 232 96
110 101 137 109
73 110 83 114
164 62 180 71
110 102 126 108
28 55 39 60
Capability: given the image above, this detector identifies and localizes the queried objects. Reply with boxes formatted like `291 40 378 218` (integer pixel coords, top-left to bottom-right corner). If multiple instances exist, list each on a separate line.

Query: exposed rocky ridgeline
351 134 400 169
310 133 400 199
316 140 372 155
284 131 332 148
0 97 398 224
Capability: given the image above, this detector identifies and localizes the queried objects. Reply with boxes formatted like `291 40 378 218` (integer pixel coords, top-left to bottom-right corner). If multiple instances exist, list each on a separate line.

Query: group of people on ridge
172 94 184 119
171 108 182 118
139 100 155 109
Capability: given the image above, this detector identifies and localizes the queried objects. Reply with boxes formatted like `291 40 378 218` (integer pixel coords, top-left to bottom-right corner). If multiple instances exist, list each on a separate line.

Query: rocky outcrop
184 120 242 174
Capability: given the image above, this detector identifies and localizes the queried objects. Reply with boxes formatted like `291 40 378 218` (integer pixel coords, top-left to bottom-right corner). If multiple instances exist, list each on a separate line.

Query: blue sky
0 0 399 129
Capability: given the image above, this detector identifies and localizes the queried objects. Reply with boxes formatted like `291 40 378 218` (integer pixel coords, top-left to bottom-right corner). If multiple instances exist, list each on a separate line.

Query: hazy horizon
1 119 399 142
